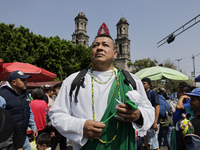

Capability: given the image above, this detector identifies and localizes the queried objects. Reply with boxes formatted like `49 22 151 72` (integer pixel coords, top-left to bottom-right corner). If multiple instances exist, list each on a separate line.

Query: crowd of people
0 22 200 150
139 78 200 150
0 71 68 150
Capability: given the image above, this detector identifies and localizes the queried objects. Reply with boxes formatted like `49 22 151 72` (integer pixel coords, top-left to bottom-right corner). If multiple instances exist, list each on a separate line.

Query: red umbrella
0 62 57 82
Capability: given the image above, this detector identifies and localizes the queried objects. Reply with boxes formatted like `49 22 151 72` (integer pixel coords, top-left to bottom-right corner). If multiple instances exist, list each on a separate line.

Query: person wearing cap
142 77 160 150
0 70 38 150
174 88 200 150
185 88 200 137
49 23 155 150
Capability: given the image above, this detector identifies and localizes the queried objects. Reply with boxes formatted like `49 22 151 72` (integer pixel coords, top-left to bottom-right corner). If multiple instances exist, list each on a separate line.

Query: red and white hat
97 22 110 36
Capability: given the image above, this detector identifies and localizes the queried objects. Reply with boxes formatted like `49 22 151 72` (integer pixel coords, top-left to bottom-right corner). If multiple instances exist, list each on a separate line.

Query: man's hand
32 129 38 138
152 122 158 132
115 102 141 122
83 120 106 139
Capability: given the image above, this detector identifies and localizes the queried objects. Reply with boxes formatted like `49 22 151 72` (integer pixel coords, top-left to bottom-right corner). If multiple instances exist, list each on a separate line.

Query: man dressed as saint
49 22 155 150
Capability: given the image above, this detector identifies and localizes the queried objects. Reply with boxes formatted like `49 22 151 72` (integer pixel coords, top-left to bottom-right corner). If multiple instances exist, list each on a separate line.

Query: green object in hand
125 100 137 110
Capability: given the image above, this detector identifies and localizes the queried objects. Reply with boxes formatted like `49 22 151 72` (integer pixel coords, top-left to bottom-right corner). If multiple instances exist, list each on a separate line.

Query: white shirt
49 69 155 150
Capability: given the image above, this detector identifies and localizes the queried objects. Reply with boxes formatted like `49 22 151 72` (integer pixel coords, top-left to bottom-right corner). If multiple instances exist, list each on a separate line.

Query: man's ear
11 79 16 85
42 143 47 149
113 50 118 59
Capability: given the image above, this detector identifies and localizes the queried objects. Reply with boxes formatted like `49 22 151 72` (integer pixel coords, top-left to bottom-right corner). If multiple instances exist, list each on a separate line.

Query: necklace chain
99 122 119 143
90 67 114 84
90 67 121 144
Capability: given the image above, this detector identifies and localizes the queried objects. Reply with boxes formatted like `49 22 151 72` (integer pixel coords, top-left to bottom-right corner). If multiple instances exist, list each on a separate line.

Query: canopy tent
0 61 56 82
135 66 189 80
195 75 200 82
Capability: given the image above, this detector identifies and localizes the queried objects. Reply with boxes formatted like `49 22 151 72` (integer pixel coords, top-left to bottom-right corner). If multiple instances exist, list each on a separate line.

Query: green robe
81 70 137 150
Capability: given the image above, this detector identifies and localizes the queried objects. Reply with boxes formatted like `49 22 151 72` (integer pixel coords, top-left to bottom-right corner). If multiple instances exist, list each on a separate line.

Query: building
72 12 131 71
71 12 89 48
114 17 131 72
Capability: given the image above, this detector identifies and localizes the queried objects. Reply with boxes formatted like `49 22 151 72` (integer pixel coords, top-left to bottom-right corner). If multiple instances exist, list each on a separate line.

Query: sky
1 0 200 82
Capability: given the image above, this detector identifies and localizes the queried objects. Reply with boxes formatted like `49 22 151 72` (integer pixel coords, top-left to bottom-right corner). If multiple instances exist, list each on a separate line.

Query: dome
75 12 88 21
117 17 129 26
78 12 85 17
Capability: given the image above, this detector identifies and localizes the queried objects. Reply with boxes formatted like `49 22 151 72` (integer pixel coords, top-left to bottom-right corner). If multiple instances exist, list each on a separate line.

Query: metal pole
192 53 200 86
175 59 182 71
157 14 200 47
178 61 180 71
192 54 196 86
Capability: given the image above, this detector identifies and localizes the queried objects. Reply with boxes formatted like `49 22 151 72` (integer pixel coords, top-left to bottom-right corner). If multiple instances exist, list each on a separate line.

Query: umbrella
135 66 189 80
0 62 57 82
195 75 200 82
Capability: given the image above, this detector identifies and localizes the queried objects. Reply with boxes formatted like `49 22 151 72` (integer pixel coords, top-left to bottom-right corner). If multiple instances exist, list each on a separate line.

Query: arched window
76 40 78 45
77 23 79 29
119 44 122 54
119 28 121 34
84 41 86 46
81 23 83 29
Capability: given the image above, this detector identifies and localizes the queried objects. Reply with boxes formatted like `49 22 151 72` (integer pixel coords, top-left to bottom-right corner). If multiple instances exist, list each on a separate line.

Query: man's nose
97 44 103 51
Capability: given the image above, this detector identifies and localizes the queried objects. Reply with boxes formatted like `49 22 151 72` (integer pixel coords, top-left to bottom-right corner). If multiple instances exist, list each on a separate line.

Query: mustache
95 52 104 56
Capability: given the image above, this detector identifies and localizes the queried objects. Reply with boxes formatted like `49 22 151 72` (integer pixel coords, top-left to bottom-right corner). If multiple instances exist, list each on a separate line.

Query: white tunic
49 69 155 150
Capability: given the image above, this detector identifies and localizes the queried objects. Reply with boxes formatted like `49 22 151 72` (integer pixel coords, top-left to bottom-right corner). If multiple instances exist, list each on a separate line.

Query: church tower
115 17 131 72
71 12 89 48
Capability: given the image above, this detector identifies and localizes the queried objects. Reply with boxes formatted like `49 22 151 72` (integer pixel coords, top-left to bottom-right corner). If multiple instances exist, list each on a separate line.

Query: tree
0 23 92 81
163 59 176 70
128 58 158 74
164 78 193 94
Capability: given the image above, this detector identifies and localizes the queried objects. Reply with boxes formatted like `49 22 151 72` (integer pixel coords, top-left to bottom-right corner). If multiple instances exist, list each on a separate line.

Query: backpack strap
121 69 137 90
69 69 88 103
148 89 152 101
69 69 137 103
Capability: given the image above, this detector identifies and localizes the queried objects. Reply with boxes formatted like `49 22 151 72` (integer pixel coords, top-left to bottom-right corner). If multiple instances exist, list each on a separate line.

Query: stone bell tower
115 17 131 71
71 12 89 48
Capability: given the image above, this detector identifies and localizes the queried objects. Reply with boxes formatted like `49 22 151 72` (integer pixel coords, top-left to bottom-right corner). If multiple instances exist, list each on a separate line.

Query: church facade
71 12 131 72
